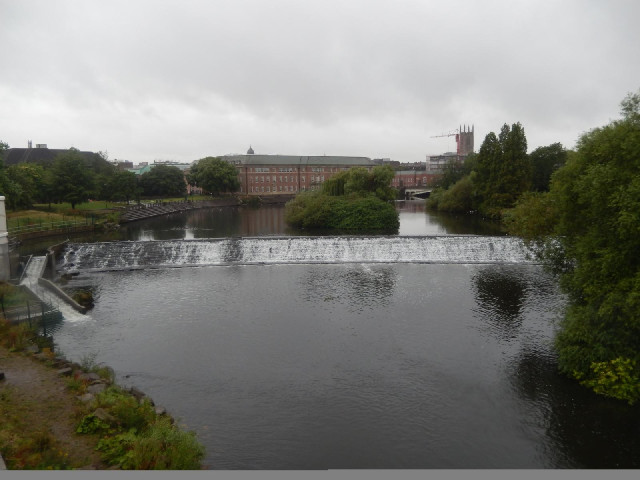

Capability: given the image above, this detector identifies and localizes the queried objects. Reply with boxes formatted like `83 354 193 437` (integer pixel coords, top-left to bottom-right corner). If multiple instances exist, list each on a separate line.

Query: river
28 201 640 469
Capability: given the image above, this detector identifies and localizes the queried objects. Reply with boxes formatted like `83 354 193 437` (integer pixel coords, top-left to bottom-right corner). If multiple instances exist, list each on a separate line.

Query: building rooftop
222 154 374 166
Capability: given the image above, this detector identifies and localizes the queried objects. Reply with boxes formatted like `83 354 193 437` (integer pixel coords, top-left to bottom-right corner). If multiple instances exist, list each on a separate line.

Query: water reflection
303 264 396 312
511 349 640 468
471 266 528 340
426 210 505 236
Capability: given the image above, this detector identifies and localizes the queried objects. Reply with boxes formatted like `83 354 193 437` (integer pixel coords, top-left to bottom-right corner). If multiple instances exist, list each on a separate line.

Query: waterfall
57 236 537 273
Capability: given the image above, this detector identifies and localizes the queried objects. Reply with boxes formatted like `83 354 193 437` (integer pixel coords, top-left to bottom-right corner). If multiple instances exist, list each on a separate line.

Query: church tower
456 125 474 156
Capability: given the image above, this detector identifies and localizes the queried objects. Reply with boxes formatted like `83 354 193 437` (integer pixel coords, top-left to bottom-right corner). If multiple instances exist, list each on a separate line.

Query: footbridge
403 188 432 199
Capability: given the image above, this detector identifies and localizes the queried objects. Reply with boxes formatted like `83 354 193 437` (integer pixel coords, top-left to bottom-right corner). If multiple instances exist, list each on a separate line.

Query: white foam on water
58 235 537 273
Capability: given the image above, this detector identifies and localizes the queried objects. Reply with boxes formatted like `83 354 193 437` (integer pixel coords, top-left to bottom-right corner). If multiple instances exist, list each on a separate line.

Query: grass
0 388 76 470
32 201 127 213
0 283 206 470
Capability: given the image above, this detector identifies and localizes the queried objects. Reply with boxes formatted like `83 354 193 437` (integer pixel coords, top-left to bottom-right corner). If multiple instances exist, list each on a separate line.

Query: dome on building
247 145 254 154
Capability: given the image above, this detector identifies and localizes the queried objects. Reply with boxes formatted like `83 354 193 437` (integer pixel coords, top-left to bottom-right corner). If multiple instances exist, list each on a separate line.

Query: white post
0 197 9 281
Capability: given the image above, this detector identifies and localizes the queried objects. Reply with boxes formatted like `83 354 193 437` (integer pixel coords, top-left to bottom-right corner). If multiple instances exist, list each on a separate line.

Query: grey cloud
1 0 639 162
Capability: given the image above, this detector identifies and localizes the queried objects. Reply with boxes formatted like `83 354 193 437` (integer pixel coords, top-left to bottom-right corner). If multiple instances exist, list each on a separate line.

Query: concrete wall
0 196 9 281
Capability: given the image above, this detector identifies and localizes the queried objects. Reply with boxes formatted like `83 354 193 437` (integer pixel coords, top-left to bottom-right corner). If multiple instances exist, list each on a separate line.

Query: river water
40 201 640 469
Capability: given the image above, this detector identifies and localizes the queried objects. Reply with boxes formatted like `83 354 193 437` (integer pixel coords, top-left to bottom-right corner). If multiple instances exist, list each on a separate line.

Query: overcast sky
1 0 639 164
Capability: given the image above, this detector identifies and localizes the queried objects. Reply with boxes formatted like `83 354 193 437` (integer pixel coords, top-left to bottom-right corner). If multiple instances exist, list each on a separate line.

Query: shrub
579 357 640 405
98 418 205 470
285 192 398 232
93 387 157 431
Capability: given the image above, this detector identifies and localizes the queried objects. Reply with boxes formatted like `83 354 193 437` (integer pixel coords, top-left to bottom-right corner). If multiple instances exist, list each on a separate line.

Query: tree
506 90 640 404
322 165 396 201
50 149 96 209
286 165 399 232
139 165 186 197
187 157 240 196
474 123 530 217
529 142 568 192
0 140 8 161
5 163 45 210
96 170 140 204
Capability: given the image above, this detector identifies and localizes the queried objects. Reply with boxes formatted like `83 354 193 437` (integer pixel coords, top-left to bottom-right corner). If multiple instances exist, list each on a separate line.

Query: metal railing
8 216 95 235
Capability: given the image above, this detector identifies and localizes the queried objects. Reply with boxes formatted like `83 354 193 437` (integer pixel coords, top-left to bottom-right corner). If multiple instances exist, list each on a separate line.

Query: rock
57 367 73 376
33 353 49 362
77 393 95 403
87 383 107 394
92 408 117 425
25 344 39 354
129 386 146 401
155 405 167 416
79 372 101 383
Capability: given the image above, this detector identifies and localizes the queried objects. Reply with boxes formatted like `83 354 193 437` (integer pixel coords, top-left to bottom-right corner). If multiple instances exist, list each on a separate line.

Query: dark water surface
43 202 640 469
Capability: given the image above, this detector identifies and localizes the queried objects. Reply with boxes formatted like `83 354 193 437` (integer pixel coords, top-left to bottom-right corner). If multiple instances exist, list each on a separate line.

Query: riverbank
0 330 206 470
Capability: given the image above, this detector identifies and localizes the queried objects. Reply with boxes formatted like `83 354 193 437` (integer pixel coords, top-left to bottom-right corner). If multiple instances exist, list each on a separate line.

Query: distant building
426 152 461 173
222 151 375 195
113 160 133 170
427 125 474 174
127 160 200 194
3 146 107 169
456 125 474 156
391 170 439 189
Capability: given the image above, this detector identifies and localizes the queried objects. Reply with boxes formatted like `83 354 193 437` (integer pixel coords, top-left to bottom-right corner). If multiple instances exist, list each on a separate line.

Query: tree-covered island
284 164 399 232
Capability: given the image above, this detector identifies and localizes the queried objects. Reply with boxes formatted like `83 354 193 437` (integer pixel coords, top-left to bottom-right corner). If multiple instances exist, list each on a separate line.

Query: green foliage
323 165 397 201
529 142 567 192
505 89 640 403
427 175 475 213
285 192 398 232
139 165 186 197
437 152 477 190
328 195 400 230
286 165 398 232
4 164 46 210
76 414 111 434
579 358 640 405
50 149 96 209
93 386 157 431
77 385 205 469
96 430 137 467
97 170 140 203
98 418 205 470
503 191 558 242
474 123 531 217
187 157 240 196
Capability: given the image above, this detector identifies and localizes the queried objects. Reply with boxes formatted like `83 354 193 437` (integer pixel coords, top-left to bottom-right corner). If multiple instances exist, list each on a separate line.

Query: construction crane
430 130 458 139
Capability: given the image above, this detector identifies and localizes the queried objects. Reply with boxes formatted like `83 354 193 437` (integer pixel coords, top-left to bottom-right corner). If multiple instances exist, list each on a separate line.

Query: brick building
222 149 376 195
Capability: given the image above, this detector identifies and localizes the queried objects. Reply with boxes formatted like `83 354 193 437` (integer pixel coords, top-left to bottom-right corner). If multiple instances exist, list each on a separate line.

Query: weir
57 235 537 273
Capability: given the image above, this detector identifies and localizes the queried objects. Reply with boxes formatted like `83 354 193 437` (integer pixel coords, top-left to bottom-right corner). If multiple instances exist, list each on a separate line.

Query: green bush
94 387 157 431
76 414 111 434
434 175 475 213
579 357 640 405
285 192 398 232
98 418 205 470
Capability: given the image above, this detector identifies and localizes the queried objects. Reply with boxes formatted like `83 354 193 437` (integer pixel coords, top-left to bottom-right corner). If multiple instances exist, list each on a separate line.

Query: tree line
0 148 240 210
432 90 640 404
505 90 640 405
428 123 567 218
